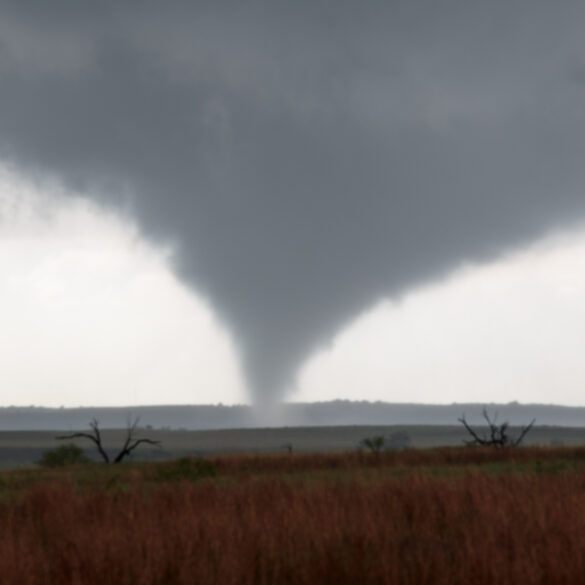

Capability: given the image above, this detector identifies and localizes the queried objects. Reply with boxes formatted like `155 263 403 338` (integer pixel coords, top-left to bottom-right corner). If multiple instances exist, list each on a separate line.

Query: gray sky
1 1 585 406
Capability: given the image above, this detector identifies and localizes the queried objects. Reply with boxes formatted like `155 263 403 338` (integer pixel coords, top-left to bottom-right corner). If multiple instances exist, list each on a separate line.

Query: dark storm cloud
1 1 585 403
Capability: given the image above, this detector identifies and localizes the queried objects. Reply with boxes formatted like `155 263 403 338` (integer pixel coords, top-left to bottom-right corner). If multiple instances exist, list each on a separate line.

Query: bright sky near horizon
2 165 585 407
0 166 247 407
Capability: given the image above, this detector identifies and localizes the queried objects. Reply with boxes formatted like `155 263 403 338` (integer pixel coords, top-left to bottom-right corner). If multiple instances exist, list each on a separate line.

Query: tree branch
113 438 161 463
459 409 535 448
57 417 160 464
112 417 161 463
513 418 536 446
457 414 487 446
56 418 110 462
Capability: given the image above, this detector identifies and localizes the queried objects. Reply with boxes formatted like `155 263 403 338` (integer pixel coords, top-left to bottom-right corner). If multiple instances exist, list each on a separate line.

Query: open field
2 424 585 468
2 447 585 584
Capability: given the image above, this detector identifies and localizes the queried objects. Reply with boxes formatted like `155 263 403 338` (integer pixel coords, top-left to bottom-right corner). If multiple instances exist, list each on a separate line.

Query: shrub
359 435 385 454
37 444 91 468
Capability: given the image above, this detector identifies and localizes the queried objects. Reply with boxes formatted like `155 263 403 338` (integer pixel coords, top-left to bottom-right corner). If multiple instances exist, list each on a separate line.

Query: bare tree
56 417 160 463
458 408 535 448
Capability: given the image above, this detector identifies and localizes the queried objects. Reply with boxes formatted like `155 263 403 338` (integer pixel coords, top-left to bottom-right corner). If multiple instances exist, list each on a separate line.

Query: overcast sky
1 2 585 408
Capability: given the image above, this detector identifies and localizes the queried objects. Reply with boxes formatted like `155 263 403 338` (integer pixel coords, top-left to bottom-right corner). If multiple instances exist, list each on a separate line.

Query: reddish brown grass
1 449 585 584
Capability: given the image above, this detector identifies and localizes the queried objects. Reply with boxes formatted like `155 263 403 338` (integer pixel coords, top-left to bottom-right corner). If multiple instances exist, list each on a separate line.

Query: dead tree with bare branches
458 408 535 448
56 417 161 463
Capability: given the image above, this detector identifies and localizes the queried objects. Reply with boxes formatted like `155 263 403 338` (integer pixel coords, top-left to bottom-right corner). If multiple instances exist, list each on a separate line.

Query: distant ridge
0 401 583 431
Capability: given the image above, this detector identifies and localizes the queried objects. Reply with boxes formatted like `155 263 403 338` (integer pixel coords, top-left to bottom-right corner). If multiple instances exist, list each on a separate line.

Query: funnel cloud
1 2 585 404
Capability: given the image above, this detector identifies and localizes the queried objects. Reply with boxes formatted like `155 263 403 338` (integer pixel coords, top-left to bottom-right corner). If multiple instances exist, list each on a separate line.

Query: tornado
1 1 585 406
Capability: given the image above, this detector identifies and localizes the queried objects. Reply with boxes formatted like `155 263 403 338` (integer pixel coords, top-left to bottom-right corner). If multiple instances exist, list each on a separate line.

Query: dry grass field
1 447 585 584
